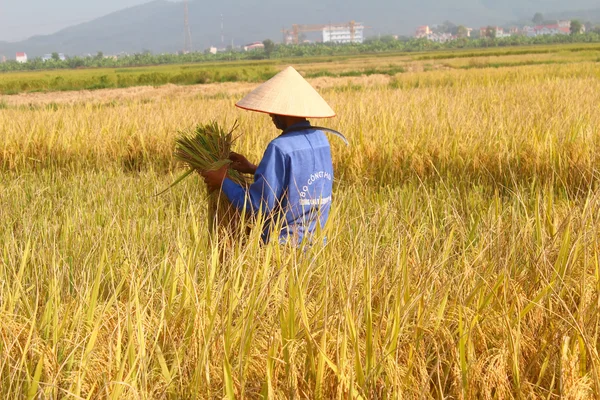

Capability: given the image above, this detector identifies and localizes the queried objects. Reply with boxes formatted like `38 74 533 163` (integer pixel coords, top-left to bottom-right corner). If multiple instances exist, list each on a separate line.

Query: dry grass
1 57 600 398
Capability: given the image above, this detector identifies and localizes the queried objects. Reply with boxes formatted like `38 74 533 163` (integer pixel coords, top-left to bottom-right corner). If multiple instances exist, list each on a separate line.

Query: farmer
201 66 338 245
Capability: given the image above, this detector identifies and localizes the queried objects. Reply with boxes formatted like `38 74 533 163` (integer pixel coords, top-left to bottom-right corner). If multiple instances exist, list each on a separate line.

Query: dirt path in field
0 74 393 106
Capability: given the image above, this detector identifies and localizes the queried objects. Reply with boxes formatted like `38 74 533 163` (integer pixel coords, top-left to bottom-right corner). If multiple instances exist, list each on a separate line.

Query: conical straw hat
236 66 335 118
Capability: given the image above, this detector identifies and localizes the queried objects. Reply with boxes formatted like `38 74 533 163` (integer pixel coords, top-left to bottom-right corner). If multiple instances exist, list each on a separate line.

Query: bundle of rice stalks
161 120 250 238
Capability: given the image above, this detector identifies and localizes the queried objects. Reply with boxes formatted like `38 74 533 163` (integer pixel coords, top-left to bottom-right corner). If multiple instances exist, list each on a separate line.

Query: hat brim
235 66 336 119
235 103 336 118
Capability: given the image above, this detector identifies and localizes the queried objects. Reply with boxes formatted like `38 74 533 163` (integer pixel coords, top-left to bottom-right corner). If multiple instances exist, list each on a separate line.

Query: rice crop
0 63 278 95
168 121 249 237
0 43 598 95
1 51 600 398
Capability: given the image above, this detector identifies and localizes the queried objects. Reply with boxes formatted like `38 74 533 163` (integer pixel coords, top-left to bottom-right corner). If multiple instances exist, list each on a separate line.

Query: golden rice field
1 43 599 95
2 50 600 398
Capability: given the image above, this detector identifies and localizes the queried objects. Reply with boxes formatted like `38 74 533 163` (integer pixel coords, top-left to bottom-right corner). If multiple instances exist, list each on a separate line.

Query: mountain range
1 0 599 58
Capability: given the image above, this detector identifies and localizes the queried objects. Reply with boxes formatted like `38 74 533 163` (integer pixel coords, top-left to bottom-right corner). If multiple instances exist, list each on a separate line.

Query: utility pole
184 0 192 53
221 14 225 47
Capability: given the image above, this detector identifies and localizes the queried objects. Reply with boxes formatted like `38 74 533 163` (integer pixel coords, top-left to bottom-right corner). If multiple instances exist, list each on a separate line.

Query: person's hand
229 152 257 175
200 164 228 192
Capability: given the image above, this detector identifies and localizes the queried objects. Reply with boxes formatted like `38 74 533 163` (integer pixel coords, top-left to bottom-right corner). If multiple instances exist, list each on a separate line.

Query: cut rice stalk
159 120 250 239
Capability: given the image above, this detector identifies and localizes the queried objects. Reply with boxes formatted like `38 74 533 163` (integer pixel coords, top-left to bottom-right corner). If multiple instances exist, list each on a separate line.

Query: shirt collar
284 120 311 132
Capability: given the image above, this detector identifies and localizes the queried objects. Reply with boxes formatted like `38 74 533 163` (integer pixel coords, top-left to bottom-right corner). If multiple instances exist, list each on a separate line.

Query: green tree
432 21 457 34
484 26 497 39
67 57 84 69
262 39 275 58
379 35 397 43
532 13 544 25
445 21 459 35
95 51 104 60
443 20 457 34
457 25 469 38
570 20 583 35
51 52 60 61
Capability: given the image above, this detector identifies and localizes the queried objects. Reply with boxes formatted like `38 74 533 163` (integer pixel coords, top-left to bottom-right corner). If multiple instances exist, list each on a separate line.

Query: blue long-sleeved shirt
221 121 333 244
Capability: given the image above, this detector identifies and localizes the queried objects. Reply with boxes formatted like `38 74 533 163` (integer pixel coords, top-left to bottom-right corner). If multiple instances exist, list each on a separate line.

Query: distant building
519 21 572 37
16 52 27 63
416 25 471 41
522 26 536 36
533 24 570 36
415 25 431 38
558 20 571 29
243 42 265 51
204 47 228 54
322 23 364 44
42 53 66 61
428 32 455 43
0 55 6 63
283 32 294 45
480 26 500 37
496 28 511 38
477 26 510 38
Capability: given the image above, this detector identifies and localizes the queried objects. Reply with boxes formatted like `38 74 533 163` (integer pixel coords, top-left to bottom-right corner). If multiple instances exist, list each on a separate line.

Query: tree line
1 31 599 73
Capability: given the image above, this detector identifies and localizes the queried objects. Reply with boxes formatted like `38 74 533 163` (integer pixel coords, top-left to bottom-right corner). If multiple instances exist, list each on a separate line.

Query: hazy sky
1 0 598 43
0 0 150 41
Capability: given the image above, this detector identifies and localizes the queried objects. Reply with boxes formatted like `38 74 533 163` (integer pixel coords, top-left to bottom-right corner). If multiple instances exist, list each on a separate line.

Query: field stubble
1 61 600 398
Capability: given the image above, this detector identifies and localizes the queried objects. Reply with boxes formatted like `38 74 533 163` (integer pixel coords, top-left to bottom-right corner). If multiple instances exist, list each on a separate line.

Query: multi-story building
558 20 571 29
415 26 431 38
427 33 454 43
534 24 570 36
243 42 265 51
16 52 27 63
322 23 364 44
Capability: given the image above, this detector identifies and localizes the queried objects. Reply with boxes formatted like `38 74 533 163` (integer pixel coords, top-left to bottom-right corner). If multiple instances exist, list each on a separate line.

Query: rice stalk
168 120 250 238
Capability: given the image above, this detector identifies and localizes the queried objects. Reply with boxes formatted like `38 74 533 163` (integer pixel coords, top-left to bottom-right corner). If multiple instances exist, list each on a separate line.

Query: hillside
0 0 598 58
547 8 600 22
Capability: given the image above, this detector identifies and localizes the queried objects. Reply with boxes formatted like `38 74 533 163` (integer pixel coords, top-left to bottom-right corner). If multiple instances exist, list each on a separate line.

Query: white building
243 42 264 51
16 52 27 63
558 20 571 29
495 28 512 38
42 53 66 61
426 32 455 43
415 26 431 38
322 23 364 44
524 23 571 37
